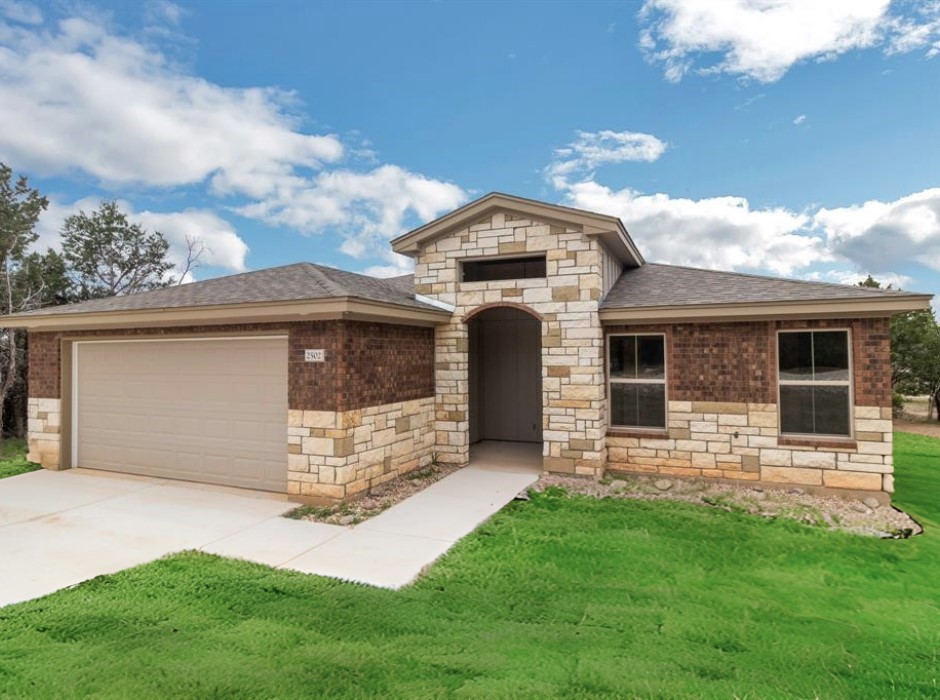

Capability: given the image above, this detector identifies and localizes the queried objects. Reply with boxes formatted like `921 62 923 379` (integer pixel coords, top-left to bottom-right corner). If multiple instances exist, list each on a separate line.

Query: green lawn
0 434 938 698
0 438 39 479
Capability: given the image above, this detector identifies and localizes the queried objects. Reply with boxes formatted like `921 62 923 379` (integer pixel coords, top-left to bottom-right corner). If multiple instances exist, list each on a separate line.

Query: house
7 193 932 504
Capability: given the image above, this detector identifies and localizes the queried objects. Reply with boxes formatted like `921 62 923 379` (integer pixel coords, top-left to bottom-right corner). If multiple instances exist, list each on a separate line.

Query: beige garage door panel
76 338 288 492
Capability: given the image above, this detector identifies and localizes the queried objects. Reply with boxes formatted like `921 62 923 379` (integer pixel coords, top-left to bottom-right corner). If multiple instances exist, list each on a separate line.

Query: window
608 334 666 429
461 255 546 282
777 330 852 437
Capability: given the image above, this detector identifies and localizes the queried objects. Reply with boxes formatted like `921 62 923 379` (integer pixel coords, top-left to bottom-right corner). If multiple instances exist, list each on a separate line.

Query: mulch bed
285 463 460 525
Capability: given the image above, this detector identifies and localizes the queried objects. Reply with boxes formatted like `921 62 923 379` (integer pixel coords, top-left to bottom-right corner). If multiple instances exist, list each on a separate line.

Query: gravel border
529 474 923 539
285 463 460 526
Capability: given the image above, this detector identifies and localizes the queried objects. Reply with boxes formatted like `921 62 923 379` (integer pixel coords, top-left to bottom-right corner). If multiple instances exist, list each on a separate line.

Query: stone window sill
778 435 858 450
607 428 669 440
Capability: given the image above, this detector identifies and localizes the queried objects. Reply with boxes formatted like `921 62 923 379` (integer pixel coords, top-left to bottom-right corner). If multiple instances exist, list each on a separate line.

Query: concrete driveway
1 450 539 608
0 469 316 608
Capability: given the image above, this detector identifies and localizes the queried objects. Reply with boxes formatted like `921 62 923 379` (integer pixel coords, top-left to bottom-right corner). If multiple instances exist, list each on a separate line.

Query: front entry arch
467 306 542 444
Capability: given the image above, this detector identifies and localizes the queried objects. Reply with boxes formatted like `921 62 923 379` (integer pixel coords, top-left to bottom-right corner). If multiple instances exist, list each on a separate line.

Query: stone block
759 449 792 466
761 466 822 486
302 411 338 429
692 401 748 415
791 451 837 469
823 470 882 491
855 419 892 433
302 436 333 457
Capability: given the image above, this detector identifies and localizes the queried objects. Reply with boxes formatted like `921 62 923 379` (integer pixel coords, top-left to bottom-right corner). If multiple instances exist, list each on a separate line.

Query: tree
61 201 174 299
0 163 51 439
892 309 940 421
860 277 940 421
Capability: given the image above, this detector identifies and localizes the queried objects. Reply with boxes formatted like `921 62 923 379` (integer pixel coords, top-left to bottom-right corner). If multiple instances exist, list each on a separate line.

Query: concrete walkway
0 444 539 607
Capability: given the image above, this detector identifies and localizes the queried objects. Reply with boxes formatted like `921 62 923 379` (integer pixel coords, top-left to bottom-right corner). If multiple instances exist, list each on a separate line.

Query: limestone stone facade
27 397 61 469
287 397 435 503
608 401 893 497
413 211 612 476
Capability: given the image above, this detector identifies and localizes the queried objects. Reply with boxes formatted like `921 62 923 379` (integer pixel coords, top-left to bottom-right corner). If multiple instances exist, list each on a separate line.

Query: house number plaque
304 349 326 362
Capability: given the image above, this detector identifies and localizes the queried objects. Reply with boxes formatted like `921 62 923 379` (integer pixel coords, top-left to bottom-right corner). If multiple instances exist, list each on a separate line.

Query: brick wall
604 317 891 408
28 320 435 411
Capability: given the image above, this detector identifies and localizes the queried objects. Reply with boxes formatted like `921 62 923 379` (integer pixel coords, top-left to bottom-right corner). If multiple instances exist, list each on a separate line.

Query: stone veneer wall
288 397 435 502
414 211 611 476
27 397 61 468
26 321 436 500
606 318 894 496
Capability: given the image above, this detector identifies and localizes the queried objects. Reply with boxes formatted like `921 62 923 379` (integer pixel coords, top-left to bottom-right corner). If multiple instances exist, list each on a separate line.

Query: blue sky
1 0 939 298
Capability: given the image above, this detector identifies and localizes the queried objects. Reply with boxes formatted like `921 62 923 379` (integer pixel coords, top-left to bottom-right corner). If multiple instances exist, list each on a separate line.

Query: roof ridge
302 263 350 297
644 262 917 296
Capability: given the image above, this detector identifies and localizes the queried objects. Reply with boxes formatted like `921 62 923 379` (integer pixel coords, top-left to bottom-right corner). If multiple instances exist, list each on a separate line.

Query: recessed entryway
467 306 542 445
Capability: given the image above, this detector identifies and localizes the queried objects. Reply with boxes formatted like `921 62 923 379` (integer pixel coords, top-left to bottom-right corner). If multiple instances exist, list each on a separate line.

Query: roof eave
392 192 644 267
599 294 934 324
2 296 453 331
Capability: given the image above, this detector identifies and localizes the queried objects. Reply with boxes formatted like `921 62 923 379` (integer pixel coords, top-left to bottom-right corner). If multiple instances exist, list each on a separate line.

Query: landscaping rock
863 497 882 510
531 473 922 539
337 515 356 526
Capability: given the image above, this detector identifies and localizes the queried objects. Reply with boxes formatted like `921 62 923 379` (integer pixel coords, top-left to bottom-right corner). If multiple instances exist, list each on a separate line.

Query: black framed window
778 330 851 436
608 334 666 429
461 256 546 282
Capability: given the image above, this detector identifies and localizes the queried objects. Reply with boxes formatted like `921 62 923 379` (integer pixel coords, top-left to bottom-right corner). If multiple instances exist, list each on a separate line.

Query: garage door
74 337 288 492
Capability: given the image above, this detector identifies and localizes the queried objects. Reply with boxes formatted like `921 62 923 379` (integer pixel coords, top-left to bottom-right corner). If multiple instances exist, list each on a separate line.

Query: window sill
778 435 857 450
607 428 669 440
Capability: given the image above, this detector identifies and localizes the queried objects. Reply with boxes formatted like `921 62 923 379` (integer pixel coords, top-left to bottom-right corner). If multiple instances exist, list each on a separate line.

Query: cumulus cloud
236 164 466 260
793 114 807 125
638 0 940 83
0 17 343 192
546 130 667 188
36 198 249 277
0 0 41 25
560 180 822 275
814 188 940 273
802 269 913 290
0 13 468 268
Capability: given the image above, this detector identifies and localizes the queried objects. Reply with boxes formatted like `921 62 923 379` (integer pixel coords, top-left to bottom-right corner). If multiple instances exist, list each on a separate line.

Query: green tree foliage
0 164 56 438
859 277 940 421
61 201 173 300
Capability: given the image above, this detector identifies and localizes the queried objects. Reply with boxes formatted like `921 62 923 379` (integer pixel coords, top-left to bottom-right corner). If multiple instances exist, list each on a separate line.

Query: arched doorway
467 306 542 446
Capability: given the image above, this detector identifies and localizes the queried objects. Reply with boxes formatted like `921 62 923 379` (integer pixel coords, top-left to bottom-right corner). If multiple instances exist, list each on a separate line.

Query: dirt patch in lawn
532 474 922 539
285 463 460 525
895 419 940 439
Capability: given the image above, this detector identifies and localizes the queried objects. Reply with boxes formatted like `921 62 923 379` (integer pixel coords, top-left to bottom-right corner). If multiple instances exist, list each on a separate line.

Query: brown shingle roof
8 263 435 318
602 263 927 309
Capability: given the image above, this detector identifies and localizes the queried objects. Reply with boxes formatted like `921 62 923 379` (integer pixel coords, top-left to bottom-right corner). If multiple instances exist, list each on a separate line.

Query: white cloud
0 0 41 25
35 198 249 277
793 114 807 125
803 269 913 290
639 0 940 83
560 180 822 274
546 129 668 189
236 163 467 260
0 14 469 269
144 0 184 26
814 188 940 273
0 17 342 193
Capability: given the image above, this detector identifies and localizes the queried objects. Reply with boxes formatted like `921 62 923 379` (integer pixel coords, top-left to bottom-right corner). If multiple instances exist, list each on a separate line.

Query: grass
0 434 937 698
0 438 39 479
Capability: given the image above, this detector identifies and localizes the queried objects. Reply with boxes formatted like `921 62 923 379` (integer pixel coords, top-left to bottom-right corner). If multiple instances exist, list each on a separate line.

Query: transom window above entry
461 255 546 283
